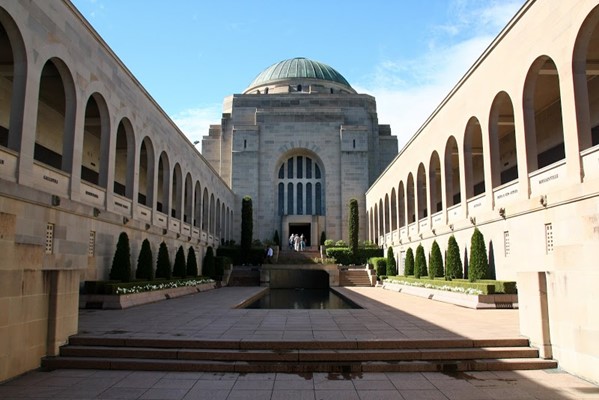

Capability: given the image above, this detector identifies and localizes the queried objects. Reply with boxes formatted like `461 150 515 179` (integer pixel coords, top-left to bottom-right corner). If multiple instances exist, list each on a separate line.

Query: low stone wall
79 282 216 310
382 281 518 309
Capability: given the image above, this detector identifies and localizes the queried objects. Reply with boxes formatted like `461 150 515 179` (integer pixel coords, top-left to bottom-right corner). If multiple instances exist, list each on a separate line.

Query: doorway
289 223 311 247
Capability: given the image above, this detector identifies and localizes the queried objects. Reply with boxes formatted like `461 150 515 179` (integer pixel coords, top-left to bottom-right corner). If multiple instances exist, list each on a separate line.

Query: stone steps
340 270 372 286
41 336 558 373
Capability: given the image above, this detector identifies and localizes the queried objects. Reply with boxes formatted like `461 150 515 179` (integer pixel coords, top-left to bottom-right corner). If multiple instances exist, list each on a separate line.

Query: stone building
202 57 397 246
366 0 599 384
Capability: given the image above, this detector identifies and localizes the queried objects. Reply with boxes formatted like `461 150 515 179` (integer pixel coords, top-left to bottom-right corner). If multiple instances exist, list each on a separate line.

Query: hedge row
385 276 517 295
325 247 383 265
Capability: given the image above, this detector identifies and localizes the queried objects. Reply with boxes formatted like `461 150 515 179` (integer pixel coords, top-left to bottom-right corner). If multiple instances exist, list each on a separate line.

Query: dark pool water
245 288 361 309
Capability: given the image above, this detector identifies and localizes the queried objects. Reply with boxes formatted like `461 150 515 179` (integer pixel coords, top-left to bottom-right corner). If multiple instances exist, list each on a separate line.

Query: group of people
289 233 306 251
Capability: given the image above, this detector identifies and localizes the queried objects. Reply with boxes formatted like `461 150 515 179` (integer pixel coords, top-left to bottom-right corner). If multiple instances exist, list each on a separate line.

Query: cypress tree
414 244 427 279
156 242 172 279
445 235 463 280
186 246 198 277
429 240 443 279
348 198 359 262
469 227 488 282
404 247 414 276
241 196 253 263
135 238 154 281
273 230 280 249
109 232 132 282
386 246 397 276
173 245 186 278
320 231 326 246
203 246 215 279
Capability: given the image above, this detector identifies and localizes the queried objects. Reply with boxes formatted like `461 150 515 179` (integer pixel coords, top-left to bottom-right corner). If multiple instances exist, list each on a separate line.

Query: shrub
358 247 384 264
369 257 387 276
320 231 326 245
156 242 172 279
173 245 187 278
429 240 443 279
324 239 335 247
135 239 154 281
362 240 377 248
348 198 359 261
326 247 352 265
445 235 463 279
203 246 215 279
241 196 253 263
110 232 132 282
404 248 414 276
469 227 489 282
386 246 397 276
335 240 347 247
414 244 427 279
186 246 198 277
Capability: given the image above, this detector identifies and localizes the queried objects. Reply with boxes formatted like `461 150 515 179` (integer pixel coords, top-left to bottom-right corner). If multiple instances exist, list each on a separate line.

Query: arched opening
398 181 406 228
113 119 134 198
137 137 154 207
407 173 415 223
384 194 390 233
156 152 170 213
81 94 110 187
276 154 324 216
523 57 565 171
34 59 76 173
216 199 221 237
444 136 461 207
489 92 518 187
572 5 599 151
0 10 26 152
202 188 209 232
194 181 201 228
171 163 182 218
184 173 192 223
378 199 384 236
464 117 485 198
429 152 442 213
390 188 397 231
416 163 427 220
373 203 379 242
209 194 215 234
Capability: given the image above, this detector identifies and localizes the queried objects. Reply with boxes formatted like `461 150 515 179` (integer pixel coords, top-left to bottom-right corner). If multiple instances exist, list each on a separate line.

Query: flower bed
80 279 216 310
382 279 518 309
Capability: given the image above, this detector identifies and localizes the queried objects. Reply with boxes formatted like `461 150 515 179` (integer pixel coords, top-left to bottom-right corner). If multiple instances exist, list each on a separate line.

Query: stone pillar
517 271 552 359
46 269 80 356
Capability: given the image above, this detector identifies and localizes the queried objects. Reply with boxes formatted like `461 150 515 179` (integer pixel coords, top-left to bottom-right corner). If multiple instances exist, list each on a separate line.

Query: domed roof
247 57 352 90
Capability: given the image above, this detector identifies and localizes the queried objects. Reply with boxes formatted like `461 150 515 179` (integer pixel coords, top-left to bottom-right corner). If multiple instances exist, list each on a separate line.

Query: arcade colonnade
0 0 234 382
366 0 599 384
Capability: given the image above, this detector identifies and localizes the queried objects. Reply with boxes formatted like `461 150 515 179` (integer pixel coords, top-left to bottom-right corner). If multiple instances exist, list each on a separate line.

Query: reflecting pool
245 288 361 309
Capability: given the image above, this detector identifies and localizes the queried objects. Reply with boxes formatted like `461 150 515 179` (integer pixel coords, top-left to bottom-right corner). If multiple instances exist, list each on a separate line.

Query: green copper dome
247 57 352 89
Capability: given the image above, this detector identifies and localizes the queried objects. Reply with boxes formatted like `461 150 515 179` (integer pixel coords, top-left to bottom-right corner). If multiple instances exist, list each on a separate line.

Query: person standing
265 245 273 263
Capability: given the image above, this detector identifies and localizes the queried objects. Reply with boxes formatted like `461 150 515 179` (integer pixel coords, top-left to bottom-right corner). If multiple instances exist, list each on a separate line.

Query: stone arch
407 173 415 224
489 91 518 187
113 118 135 199
202 188 209 232
390 187 397 231
398 181 406 228
194 181 202 228
184 172 193 223
137 136 155 207
429 151 442 214
464 116 485 199
171 163 182 218
444 136 461 207
82 93 110 188
416 163 427 220
384 193 390 233
156 151 170 213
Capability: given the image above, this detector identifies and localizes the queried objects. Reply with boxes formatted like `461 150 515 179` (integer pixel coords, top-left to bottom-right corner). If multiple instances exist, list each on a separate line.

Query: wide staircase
227 266 260 286
276 247 320 264
42 336 557 373
339 269 372 286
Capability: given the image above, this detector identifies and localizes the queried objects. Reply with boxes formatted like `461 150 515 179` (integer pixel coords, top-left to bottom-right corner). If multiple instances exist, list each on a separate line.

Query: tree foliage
414 244 427 279
404 247 414 276
445 235 463 280
155 242 172 279
173 245 186 278
429 240 444 279
241 196 253 263
186 246 198 277
110 232 132 282
386 246 397 276
469 228 489 282
135 239 154 281
203 246 215 279
348 198 359 262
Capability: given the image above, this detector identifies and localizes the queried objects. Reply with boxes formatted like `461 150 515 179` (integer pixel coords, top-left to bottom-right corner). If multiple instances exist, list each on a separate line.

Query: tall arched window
277 155 324 216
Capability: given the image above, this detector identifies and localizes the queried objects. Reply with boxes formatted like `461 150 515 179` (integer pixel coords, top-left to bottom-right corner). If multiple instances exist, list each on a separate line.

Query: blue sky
70 0 525 150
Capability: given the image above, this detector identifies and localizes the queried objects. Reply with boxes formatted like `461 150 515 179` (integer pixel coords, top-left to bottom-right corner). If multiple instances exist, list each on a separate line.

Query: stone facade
366 0 599 384
203 59 397 246
0 0 234 382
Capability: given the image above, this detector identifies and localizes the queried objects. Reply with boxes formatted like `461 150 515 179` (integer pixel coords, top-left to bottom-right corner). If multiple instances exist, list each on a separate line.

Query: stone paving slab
2 286 598 398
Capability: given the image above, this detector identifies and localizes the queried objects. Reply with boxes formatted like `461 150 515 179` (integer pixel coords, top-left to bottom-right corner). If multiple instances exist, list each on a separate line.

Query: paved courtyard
1 286 598 399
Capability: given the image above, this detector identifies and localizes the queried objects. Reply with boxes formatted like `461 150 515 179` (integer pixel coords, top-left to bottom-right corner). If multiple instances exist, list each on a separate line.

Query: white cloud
171 104 222 152
356 0 523 151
